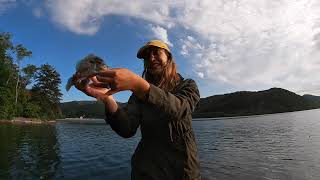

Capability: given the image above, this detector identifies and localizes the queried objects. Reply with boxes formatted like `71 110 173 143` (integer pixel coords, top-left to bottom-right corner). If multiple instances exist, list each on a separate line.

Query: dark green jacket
105 76 201 180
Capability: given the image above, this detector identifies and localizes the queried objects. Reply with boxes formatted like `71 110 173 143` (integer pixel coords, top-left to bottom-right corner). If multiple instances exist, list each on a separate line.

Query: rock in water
66 54 108 91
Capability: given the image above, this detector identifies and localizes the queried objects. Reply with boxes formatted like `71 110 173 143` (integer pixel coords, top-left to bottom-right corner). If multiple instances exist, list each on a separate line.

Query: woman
74 40 201 180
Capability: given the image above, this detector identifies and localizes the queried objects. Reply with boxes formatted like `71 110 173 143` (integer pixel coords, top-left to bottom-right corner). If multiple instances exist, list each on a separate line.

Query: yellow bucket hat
137 40 171 59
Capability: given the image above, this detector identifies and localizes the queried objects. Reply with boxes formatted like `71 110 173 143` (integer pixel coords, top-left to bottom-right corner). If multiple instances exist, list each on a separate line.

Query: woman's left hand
96 68 150 98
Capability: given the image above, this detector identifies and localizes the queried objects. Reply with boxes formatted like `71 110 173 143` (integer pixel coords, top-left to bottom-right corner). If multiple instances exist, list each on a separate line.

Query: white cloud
149 25 173 47
197 72 204 79
45 0 320 94
0 0 16 14
178 0 320 93
45 0 174 35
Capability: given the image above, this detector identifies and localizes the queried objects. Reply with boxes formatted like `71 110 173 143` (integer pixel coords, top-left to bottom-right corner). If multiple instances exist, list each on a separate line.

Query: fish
66 54 109 91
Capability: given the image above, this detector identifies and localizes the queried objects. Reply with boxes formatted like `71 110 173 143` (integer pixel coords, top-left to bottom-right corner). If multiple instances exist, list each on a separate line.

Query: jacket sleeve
105 94 141 138
145 79 200 121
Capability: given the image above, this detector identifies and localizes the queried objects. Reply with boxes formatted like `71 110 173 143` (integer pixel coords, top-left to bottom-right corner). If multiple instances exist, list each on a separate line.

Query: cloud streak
44 0 320 94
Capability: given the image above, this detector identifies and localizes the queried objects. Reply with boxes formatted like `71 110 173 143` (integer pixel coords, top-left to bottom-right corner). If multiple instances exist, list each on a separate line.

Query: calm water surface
1 109 320 180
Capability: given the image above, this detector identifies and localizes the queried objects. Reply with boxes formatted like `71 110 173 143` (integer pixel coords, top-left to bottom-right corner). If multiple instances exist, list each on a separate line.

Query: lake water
1 109 320 180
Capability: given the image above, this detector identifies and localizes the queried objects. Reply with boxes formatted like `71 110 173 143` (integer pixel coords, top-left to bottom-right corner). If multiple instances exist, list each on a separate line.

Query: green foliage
0 33 15 87
193 88 320 118
31 64 62 120
0 60 11 85
0 87 15 120
0 33 16 120
33 64 62 105
59 101 127 118
21 64 38 88
14 44 32 61
60 101 106 118
0 32 13 60
22 102 41 118
0 32 62 120
13 43 32 106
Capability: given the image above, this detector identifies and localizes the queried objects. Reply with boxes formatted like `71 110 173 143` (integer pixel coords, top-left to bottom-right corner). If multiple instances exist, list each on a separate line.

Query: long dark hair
142 50 181 92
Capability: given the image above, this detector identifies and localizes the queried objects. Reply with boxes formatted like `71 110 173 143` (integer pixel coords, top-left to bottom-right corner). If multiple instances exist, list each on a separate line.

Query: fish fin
66 77 73 91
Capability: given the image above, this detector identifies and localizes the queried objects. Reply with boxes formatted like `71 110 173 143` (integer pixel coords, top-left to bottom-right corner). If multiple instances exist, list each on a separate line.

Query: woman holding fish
73 40 201 180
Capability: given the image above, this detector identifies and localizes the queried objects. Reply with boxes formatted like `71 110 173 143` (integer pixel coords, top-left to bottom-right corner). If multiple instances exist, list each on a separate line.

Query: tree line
0 32 62 120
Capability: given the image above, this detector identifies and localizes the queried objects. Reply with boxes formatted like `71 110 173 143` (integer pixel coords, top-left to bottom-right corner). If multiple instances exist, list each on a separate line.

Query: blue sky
1 0 320 102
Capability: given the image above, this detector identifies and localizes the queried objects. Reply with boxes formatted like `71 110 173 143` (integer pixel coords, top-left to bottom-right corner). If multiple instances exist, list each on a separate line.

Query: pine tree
31 64 62 119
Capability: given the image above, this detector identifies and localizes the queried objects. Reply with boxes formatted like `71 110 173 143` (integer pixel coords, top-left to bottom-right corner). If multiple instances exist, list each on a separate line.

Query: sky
1 0 320 102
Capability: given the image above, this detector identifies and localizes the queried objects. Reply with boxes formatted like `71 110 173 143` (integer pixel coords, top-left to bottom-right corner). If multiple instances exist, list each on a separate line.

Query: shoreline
2 108 319 124
192 108 320 121
56 118 106 124
0 117 56 124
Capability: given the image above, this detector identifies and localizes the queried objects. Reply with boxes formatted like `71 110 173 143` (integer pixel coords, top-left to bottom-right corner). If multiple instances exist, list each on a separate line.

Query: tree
21 64 38 88
13 44 32 106
31 64 62 119
0 32 14 87
0 32 13 60
0 87 15 119
0 32 16 119
0 32 63 120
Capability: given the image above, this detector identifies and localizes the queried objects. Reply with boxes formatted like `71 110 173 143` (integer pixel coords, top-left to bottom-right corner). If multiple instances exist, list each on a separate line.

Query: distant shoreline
0 117 56 124
55 118 107 124
58 108 320 122
60 118 104 120
2 109 319 125
192 108 320 121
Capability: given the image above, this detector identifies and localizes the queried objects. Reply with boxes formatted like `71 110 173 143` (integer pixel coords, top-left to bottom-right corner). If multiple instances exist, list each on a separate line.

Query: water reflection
53 121 139 179
1 110 320 180
193 110 320 180
0 123 60 179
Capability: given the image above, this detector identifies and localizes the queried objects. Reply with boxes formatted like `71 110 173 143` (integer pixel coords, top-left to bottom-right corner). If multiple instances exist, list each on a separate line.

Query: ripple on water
2 110 320 179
